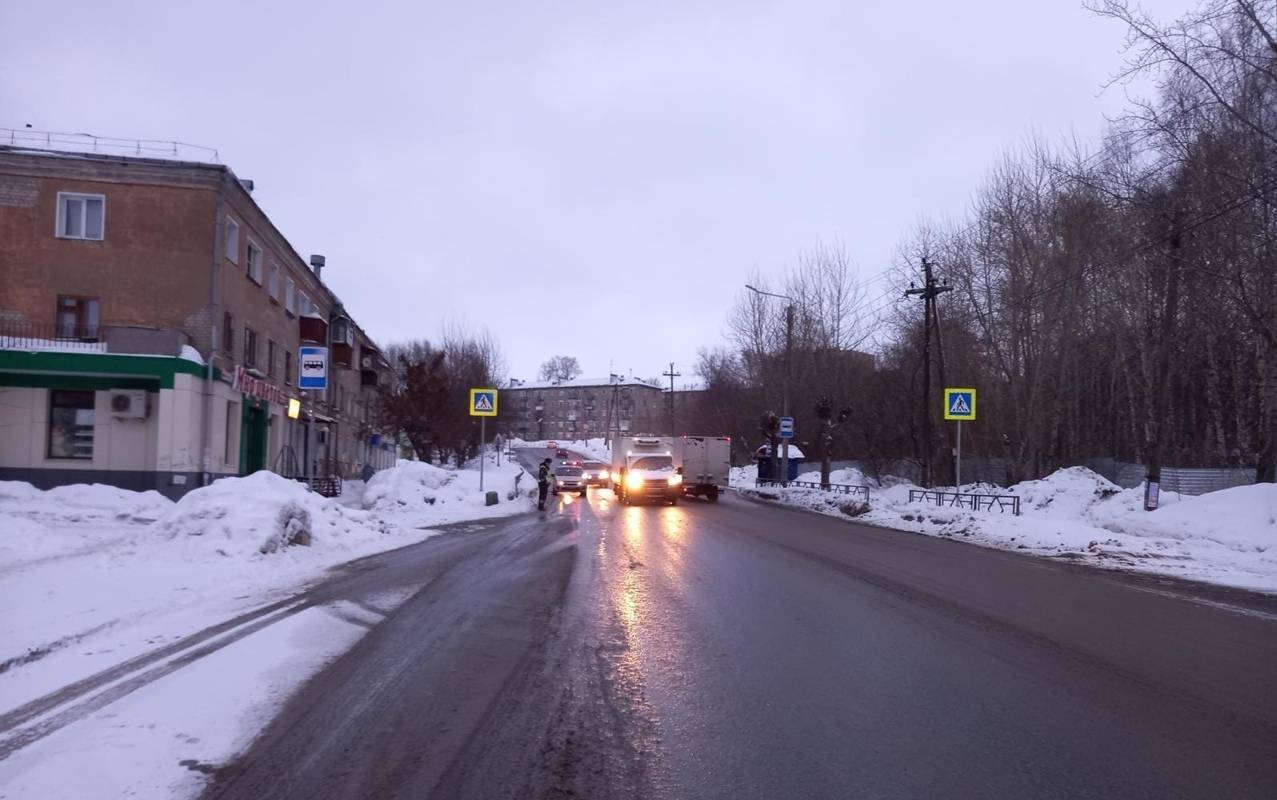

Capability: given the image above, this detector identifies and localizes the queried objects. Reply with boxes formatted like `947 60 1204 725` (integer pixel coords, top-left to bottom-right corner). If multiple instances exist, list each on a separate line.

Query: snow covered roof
507 376 661 391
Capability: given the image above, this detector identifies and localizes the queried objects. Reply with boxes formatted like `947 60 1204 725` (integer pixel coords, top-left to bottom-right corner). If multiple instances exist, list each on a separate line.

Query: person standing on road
537 458 554 510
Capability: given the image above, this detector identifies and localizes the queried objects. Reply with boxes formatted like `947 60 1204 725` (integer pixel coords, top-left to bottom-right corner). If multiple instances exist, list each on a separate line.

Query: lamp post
745 284 795 483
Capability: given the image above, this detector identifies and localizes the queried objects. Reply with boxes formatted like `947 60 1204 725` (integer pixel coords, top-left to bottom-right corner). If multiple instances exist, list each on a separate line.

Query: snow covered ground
0 454 530 798
510 436 611 462
737 465 1277 593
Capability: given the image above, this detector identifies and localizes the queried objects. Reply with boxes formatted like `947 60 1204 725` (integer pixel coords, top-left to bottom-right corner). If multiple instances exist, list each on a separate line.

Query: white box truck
679 436 730 502
611 436 683 505
610 435 731 504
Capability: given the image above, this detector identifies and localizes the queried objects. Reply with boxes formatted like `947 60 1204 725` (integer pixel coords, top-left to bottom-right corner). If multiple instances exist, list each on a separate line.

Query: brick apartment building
0 143 395 497
502 376 667 441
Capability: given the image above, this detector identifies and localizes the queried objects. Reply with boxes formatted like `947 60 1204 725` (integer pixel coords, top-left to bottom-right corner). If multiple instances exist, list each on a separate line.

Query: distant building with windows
0 142 395 497
502 376 666 441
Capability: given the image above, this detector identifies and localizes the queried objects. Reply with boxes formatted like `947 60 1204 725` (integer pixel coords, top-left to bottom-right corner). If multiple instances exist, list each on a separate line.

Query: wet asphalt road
204 448 1277 800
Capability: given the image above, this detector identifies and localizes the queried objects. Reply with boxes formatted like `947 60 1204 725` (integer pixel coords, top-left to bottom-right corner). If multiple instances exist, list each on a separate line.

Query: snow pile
1 481 175 570
1006 467 1122 517
729 464 758 486
363 461 454 510
149 472 386 557
748 484 871 518
510 437 611 462
1 479 172 526
736 465 1277 592
362 458 532 514
1109 483 1277 553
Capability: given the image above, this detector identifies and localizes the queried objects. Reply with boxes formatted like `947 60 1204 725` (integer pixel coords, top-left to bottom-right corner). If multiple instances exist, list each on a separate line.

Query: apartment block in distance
0 138 395 497
502 376 666 441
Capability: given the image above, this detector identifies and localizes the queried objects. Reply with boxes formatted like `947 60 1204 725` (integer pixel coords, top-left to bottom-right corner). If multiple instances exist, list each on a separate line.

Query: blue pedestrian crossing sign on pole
778 416 795 439
469 388 498 417
943 388 976 421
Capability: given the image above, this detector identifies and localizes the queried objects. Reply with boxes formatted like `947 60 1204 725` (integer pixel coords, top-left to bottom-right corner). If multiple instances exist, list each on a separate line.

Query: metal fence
303 477 343 498
755 478 870 502
0 320 107 352
1079 458 1257 495
907 489 1021 515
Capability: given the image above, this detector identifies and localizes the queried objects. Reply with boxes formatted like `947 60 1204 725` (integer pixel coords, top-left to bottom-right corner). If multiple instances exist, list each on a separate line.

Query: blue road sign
944 387 976 421
779 416 795 439
298 346 328 390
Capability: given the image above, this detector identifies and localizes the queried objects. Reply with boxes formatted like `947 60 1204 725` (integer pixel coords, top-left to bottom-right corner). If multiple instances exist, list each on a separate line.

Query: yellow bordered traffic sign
943 388 976 421
469 387 498 417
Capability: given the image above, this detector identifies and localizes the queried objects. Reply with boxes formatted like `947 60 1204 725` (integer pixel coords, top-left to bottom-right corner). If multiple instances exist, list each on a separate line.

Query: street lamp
745 284 795 484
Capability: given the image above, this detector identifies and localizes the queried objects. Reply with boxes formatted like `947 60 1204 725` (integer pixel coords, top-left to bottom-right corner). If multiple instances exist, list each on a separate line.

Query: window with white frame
246 240 263 284
268 262 280 301
284 277 296 315
299 291 311 316
225 217 240 264
56 192 105 240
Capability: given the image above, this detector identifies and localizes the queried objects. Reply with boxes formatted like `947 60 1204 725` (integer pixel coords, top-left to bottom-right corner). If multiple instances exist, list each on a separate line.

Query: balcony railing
0 321 107 352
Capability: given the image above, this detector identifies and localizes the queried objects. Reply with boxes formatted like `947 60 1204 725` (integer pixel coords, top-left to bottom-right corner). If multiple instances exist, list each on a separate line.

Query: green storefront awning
0 349 218 391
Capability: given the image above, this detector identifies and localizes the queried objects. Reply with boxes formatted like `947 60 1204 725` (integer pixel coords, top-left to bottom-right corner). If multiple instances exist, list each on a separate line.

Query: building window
223 312 234 353
246 240 263 284
267 339 277 376
243 326 258 368
55 296 100 339
285 277 296 315
225 217 240 263
268 262 280 302
299 291 311 316
55 192 105 240
48 390 95 459
284 351 293 385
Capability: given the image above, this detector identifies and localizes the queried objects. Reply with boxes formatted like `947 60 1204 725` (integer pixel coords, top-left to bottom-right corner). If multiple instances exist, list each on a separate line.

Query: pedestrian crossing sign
470 388 498 417
944 388 976 421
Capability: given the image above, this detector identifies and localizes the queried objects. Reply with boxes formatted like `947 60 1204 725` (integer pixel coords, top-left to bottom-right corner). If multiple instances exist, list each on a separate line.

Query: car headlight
668 473 683 486
625 473 644 491
601 470 610 480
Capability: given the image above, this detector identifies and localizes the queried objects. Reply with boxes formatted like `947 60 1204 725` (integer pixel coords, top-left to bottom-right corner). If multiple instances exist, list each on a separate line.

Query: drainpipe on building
201 175 229 486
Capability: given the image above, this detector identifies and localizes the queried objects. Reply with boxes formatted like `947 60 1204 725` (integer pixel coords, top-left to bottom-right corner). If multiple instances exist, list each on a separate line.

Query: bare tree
538 355 583 383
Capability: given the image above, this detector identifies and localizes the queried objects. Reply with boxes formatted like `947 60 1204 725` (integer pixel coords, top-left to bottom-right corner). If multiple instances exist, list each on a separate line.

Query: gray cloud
1 0 1193 382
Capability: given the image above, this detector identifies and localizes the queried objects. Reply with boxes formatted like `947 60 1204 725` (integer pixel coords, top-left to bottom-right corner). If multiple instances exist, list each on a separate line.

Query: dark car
580 460 610 486
551 465 588 496
555 448 570 458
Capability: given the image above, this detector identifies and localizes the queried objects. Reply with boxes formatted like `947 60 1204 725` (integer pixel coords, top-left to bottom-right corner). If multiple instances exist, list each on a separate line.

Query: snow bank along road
197 448 1277 800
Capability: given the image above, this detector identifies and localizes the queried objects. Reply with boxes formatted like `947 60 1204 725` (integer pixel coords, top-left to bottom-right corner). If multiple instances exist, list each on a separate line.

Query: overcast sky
3 0 1194 385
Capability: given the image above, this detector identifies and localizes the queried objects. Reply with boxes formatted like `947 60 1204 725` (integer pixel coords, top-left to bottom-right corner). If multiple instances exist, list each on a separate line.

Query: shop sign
233 365 288 406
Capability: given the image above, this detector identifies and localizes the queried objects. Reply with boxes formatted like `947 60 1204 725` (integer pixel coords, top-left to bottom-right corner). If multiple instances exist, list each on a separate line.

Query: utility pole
783 303 794 483
662 362 681 435
603 372 621 446
904 257 952 488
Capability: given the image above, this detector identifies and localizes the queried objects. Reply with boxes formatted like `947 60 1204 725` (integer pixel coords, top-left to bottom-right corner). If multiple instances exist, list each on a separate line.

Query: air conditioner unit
109 390 148 419
360 353 375 369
